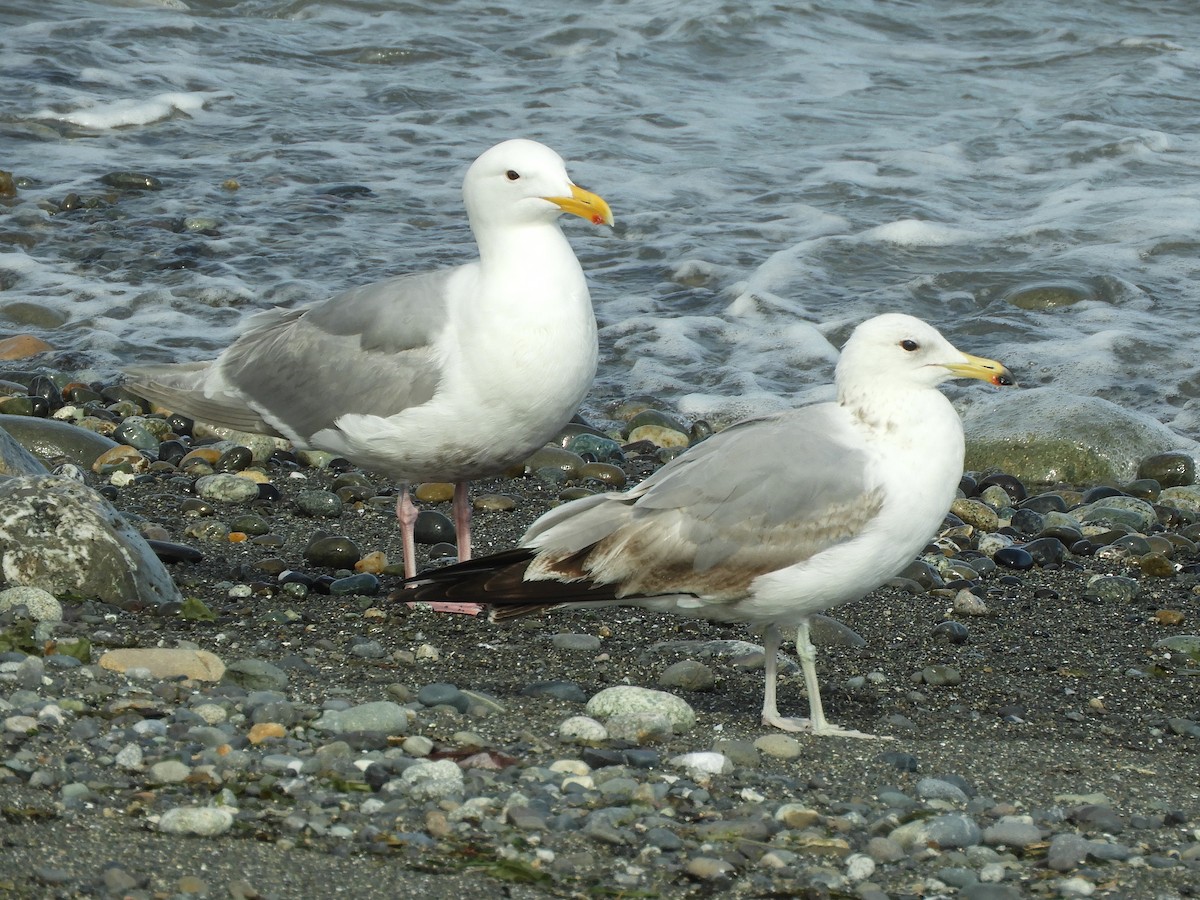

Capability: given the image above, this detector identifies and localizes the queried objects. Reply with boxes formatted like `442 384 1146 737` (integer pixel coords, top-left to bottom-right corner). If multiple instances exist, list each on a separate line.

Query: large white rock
0 474 182 610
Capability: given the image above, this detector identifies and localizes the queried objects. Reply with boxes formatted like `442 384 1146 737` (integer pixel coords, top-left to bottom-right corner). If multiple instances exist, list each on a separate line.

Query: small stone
951 497 1000 530
558 715 608 744
1138 451 1195 488
472 493 516 512
194 473 260 503
329 572 380 596
354 550 388 574
0 334 54 360
586 685 695 733
1082 574 1140 604
579 461 626 487
627 424 689 449
754 733 803 760
303 535 362 568
414 482 455 502
551 633 602 652
920 665 962 687
982 815 1043 848
605 711 674 743
658 659 716 691
316 700 408 734
248 722 287 744
414 510 455 545
668 751 733 776
417 682 470 713
952 590 988 617
295 489 343 517
992 546 1034 570
99 648 225 681
397 759 464 801
889 812 981 850
157 806 234 836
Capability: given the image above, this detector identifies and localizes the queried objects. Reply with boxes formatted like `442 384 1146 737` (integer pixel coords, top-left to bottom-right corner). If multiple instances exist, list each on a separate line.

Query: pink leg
398 481 482 617
453 480 472 562
395 485 418 580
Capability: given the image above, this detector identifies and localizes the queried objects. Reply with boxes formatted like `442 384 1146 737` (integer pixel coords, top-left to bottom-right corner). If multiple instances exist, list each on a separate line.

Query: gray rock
916 777 970 803
221 658 288 691
317 700 408 735
1046 832 1093 871
396 759 463 801
551 632 602 652
0 474 182 609
157 806 234 836
658 659 716 691
962 387 1200 484
982 815 1043 848
586 686 695 733
195 473 260 503
0 414 119 469
890 812 981 850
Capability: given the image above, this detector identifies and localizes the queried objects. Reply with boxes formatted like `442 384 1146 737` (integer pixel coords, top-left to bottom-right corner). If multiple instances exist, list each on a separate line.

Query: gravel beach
0 394 1198 899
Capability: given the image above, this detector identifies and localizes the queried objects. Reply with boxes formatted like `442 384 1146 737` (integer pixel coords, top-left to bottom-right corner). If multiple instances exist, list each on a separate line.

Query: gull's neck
838 381 956 437
473 218 576 275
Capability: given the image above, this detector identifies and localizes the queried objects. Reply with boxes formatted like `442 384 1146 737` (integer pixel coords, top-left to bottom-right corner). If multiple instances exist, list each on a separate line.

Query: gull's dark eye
505 170 520 181
900 339 919 352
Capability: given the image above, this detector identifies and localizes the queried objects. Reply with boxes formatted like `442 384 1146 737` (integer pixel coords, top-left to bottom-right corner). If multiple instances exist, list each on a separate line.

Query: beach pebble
586 686 696 733
668 751 733 776
195 473 260 503
99 648 225 681
889 812 981 850
158 807 234 837
316 701 408 735
754 733 802 760
1082 574 1140 604
295 489 342 517
551 633 602 652
396 759 464 801
558 716 608 744
0 586 63 622
658 659 715 691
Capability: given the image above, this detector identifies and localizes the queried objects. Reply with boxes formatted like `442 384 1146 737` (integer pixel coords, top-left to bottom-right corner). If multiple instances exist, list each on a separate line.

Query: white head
462 139 613 233
836 313 1013 407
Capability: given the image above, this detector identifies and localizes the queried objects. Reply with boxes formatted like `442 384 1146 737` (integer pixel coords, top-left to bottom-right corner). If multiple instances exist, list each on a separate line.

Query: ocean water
3 0 1200 433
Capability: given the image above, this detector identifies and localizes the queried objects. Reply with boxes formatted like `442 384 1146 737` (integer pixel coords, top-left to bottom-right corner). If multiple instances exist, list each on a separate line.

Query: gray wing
126 268 457 441
524 405 883 599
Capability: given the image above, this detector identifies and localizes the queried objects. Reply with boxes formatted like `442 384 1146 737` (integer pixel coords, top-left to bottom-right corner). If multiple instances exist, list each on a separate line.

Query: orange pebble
355 550 388 574
248 722 287 745
228 532 248 543
0 334 53 360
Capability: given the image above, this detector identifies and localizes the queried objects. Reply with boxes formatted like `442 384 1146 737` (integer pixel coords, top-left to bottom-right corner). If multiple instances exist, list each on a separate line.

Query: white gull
406 313 1015 734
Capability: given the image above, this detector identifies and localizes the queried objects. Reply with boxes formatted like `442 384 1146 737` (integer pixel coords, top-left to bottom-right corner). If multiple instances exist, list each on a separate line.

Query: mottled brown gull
406 313 1015 735
126 139 613 614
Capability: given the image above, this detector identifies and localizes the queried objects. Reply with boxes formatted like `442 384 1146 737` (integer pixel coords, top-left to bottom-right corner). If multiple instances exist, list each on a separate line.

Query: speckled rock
586 686 696 733
0 474 182 609
157 806 234 837
0 585 63 622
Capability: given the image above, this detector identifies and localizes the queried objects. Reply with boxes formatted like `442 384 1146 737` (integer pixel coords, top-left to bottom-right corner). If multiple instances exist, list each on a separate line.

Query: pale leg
794 618 889 739
759 619 889 738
